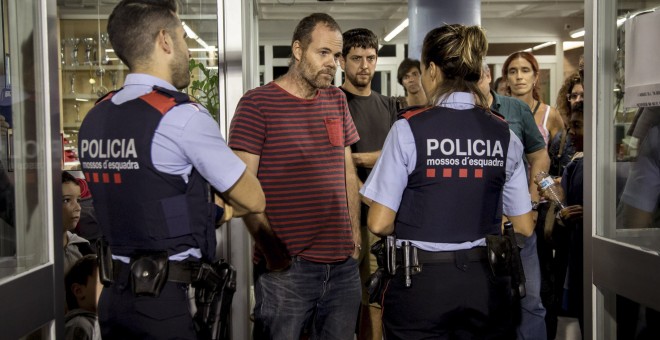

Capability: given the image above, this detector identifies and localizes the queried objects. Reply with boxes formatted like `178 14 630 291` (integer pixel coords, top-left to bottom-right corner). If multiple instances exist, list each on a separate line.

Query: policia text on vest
426 138 505 167
79 138 140 170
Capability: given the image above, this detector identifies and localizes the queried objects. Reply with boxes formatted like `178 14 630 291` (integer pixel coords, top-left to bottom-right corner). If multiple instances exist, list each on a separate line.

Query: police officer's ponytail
421 24 489 108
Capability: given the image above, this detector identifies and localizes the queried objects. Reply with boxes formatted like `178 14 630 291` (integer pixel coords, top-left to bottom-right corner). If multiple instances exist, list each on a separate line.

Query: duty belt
112 259 201 284
397 246 488 264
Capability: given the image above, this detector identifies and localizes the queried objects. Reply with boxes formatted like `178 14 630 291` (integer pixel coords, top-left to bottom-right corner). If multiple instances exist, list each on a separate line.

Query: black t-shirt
341 88 398 226
340 88 398 182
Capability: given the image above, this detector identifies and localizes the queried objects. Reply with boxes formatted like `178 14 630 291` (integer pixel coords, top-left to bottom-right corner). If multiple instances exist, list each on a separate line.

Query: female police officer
360 24 535 339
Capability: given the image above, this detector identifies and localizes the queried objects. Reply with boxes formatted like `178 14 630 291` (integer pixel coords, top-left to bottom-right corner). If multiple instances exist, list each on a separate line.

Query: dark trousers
98 271 196 340
252 256 361 340
381 258 515 339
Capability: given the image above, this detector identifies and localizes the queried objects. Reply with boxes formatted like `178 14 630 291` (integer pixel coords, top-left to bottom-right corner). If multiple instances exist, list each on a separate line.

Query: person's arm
516 100 550 202
367 202 396 236
526 148 550 203
352 150 381 168
558 205 584 226
620 203 653 229
345 146 361 259
358 179 373 206
503 132 534 235
361 120 415 237
232 150 291 271
219 168 265 215
548 107 564 140
507 212 535 236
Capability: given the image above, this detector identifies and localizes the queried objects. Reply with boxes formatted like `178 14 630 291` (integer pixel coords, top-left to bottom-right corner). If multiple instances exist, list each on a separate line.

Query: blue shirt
111 74 246 261
490 90 546 154
621 124 660 212
360 92 531 251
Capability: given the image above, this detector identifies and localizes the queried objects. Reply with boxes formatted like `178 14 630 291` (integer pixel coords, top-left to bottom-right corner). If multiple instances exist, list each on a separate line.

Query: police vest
78 86 217 260
395 106 510 243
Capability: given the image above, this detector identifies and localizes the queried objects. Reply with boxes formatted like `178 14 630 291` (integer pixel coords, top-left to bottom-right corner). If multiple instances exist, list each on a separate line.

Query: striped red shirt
229 82 360 262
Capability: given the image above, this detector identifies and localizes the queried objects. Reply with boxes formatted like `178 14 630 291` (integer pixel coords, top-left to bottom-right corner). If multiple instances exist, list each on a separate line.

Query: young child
64 254 102 340
62 171 93 274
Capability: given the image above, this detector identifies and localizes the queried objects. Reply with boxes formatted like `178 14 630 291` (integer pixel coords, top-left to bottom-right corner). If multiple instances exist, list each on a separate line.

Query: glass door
0 0 62 338
588 0 660 338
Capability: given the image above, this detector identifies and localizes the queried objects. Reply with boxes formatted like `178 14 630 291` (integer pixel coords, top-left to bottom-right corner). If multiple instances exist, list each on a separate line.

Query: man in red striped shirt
229 13 362 340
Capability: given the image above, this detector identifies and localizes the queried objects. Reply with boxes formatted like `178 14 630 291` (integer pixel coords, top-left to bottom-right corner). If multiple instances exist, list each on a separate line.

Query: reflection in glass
64 37 80 66
99 33 110 65
82 37 95 65
110 70 118 90
1 3 49 280
609 1 660 253
68 72 75 94
603 289 660 339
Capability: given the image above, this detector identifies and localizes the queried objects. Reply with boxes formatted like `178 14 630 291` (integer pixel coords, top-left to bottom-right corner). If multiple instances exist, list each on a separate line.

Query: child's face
62 182 81 232
569 112 584 152
77 268 103 312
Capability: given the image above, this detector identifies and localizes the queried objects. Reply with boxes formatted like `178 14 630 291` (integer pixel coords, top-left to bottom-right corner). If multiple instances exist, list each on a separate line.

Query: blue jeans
253 256 361 340
517 233 547 340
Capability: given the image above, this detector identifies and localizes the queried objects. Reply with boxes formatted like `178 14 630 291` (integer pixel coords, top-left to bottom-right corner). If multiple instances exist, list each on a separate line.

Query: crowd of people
55 0 660 339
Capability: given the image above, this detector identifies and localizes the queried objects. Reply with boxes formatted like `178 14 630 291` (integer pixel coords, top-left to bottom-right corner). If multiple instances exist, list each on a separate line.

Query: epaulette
399 105 432 120
488 107 507 123
139 86 192 115
95 90 118 105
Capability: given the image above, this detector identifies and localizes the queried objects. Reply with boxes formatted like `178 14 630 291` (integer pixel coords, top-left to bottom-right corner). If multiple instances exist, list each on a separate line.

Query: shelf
62 93 105 100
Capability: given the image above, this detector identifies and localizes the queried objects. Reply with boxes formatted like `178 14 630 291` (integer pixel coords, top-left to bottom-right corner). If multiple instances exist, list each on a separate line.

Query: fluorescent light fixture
75 98 89 102
189 47 217 52
182 22 198 39
569 12 650 39
384 18 409 42
523 41 556 52
569 29 585 38
563 41 584 51
182 22 212 50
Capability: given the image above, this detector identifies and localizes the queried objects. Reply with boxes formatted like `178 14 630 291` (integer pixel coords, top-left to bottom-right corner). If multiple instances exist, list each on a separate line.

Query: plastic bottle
534 171 567 210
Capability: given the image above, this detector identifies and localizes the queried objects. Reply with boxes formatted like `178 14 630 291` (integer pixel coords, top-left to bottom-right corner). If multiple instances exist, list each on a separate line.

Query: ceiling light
563 41 584 51
182 22 213 50
569 29 585 38
384 18 409 42
568 10 654 40
523 41 556 52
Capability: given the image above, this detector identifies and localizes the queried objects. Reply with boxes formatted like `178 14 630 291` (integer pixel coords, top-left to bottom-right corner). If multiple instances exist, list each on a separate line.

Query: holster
365 235 397 305
192 261 236 340
486 221 526 298
96 238 114 287
129 250 169 297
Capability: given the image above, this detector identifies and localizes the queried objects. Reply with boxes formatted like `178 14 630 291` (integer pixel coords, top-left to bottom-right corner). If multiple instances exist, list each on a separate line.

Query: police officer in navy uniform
77 1 288 338
361 24 535 339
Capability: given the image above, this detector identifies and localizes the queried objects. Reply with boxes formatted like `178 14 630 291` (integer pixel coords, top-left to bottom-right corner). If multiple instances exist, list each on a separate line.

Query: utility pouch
486 234 511 278
385 235 397 275
366 267 386 305
129 251 169 297
370 238 386 268
486 222 527 299
193 261 237 340
96 238 114 287
504 222 527 298
367 238 393 306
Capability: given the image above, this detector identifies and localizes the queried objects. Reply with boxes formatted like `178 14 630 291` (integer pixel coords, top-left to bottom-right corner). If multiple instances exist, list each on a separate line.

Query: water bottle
534 171 566 210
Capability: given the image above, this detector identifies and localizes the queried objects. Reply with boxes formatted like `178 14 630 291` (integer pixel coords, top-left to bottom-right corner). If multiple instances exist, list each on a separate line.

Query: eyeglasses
567 92 584 101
